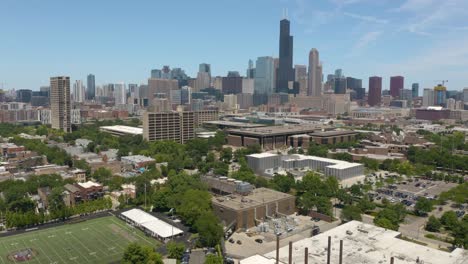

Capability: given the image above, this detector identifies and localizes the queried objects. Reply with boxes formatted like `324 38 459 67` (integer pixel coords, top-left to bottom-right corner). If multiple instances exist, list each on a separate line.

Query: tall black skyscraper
276 19 294 93
87 74 95 100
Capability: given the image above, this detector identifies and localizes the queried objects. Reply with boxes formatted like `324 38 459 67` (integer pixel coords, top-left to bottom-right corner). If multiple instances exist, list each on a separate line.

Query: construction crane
435 80 448 86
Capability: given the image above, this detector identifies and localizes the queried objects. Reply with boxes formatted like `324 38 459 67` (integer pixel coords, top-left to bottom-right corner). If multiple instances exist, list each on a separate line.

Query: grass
0 216 158 264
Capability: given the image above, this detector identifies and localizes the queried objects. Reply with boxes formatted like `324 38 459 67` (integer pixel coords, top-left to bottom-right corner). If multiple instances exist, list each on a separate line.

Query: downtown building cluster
2 18 468 132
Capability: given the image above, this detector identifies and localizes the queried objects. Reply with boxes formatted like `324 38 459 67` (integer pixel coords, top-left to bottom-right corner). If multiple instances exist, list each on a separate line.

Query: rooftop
212 187 293 211
228 124 324 137
310 130 358 137
100 125 143 135
121 209 183 238
121 155 155 163
204 120 267 128
248 221 468 264
77 181 102 189
248 153 280 158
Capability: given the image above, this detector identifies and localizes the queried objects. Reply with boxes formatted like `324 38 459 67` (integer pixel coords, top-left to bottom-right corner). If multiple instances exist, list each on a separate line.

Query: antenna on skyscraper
282 8 286 19
286 8 289 19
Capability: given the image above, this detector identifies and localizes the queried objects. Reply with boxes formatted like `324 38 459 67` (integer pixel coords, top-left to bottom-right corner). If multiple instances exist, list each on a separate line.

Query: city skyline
1 0 468 91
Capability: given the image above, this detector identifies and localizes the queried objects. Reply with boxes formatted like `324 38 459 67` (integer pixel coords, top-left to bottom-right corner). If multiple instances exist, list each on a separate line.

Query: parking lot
374 180 458 208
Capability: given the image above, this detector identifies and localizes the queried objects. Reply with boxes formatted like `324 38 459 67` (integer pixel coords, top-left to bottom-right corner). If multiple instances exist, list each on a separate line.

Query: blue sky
1 0 467 91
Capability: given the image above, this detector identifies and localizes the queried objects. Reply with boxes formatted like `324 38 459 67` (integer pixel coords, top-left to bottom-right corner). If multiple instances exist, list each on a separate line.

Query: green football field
0 215 158 264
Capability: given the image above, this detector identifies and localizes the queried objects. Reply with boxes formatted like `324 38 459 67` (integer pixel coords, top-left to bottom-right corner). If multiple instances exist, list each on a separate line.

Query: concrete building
242 78 254 94
50 76 71 133
243 220 467 264
73 80 85 103
212 188 295 229
121 155 155 169
222 75 243 94
289 130 358 148
237 93 254 109
463 88 468 103
143 110 218 143
308 48 321 96
247 153 364 180
423 88 435 107
148 78 178 102
114 83 126 105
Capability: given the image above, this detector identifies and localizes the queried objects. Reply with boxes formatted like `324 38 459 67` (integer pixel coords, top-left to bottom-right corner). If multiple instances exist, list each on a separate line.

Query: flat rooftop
245 221 467 264
248 153 280 158
310 130 358 137
228 124 325 137
212 188 293 211
204 120 267 128
100 125 143 135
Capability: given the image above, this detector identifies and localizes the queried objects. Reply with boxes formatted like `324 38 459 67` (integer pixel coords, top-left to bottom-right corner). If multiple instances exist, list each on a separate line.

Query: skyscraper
199 63 211 77
411 83 419 98
254 56 275 96
276 19 294 93
50 76 71 133
423 88 435 107
390 76 404 98
368 76 382 106
151 69 162 79
72 80 85 103
307 49 321 96
114 83 126 105
246 59 255 79
434 84 447 106
346 77 364 100
87 74 95 100
295 65 307 95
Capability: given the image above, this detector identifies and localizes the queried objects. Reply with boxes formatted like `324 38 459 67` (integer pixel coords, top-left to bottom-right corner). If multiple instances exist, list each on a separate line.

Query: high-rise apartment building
390 76 404 98
463 88 468 103
50 76 71 133
276 19 294 93
242 78 254 94
411 83 419 98
368 76 382 106
143 110 218 143
307 49 321 96
87 74 95 100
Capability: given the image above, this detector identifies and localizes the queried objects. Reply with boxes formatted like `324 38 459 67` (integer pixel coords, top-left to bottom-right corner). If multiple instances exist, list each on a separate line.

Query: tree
166 242 185 260
360 157 379 171
307 143 328 157
122 243 163 264
271 174 295 193
220 147 233 163
205 254 223 264
341 205 362 222
440 211 458 230
425 215 442 232
357 197 376 213
195 211 224 247
414 197 433 216
349 184 363 197
374 217 398 231
175 189 211 226
333 153 353 162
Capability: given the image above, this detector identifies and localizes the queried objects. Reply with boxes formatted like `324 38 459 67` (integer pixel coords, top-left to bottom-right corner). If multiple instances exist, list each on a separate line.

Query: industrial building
143 110 218 143
226 125 326 149
241 221 467 264
212 188 295 230
247 153 364 181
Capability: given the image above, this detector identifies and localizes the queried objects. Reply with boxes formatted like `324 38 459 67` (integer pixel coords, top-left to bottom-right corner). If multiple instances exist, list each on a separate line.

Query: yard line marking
64 230 91 263
29 233 54 264
39 231 69 264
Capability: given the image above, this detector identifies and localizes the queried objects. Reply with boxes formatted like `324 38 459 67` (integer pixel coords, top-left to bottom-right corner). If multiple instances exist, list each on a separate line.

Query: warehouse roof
100 125 143 135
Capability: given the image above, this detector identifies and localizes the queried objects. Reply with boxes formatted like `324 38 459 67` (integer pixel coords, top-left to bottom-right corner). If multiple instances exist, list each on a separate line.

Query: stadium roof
122 209 183 238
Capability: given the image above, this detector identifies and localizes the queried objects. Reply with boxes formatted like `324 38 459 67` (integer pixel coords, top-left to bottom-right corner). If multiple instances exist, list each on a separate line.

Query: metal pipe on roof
390 257 394 264
276 234 280 264
304 247 309 264
339 240 343 264
288 241 292 264
327 236 331 264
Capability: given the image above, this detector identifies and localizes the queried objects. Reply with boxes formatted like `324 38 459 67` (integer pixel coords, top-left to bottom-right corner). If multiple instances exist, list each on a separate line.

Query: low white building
247 153 364 181
241 221 467 264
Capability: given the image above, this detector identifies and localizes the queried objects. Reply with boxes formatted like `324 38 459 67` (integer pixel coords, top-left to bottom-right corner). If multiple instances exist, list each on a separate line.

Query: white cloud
344 12 389 24
354 31 382 50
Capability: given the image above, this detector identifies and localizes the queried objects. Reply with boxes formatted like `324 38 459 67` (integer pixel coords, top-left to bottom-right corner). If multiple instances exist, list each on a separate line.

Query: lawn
0 215 158 264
